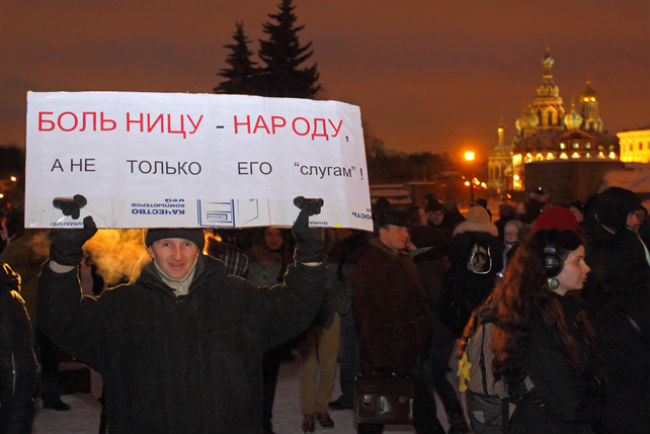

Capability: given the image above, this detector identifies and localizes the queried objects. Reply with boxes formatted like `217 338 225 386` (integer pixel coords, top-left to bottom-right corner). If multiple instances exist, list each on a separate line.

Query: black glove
53 194 88 220
50 216 97 266
0 262 20 292
292 196 325 263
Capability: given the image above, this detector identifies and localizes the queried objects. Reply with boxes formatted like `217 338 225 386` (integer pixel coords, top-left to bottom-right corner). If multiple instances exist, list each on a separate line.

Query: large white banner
25 92 372 230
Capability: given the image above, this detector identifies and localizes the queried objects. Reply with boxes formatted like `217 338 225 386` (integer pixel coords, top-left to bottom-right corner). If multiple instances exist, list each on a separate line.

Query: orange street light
464 151 476 203
10 176 16 182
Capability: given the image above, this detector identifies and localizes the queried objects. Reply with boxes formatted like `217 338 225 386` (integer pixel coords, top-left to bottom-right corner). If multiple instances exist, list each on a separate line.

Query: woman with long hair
460 229 604 433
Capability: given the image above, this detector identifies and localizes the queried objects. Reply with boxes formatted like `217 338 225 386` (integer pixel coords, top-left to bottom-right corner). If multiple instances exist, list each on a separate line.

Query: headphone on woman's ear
543 245 563 278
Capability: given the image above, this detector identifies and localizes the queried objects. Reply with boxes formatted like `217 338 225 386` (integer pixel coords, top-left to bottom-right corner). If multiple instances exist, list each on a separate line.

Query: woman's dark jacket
37 254 325 434
0 263 37 434
508 294 602 434
446 224 503 310
441 222 502 335
352 238 432 375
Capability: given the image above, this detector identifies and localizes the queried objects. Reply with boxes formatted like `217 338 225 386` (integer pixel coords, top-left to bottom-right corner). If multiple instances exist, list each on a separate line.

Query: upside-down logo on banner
25 92 372 231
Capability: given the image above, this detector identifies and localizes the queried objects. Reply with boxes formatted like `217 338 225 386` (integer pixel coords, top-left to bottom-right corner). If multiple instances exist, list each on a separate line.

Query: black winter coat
441 228 502 335
581 223 650 434
509 295 602 434
0 264 37 434
38 255 325 434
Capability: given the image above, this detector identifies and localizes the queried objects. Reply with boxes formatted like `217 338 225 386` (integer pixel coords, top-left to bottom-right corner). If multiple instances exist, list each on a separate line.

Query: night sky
2 0 648 160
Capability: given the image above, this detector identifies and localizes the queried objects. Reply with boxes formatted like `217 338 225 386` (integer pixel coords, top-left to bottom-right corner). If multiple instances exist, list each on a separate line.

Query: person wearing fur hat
352 205 445 434
439 205 503 336
581 187 650 434
37 197 327 434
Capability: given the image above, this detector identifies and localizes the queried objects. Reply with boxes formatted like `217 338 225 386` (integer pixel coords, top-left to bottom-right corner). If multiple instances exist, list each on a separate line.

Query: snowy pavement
34 356 453 434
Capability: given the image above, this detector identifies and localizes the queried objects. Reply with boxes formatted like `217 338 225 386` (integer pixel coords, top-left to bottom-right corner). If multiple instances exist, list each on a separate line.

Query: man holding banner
37 197 326 434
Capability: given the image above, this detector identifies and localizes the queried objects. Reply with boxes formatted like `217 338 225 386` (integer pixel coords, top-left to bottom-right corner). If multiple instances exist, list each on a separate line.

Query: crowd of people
0 186 649 434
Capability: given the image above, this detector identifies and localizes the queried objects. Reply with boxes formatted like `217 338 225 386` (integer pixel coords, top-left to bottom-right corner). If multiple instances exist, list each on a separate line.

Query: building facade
488 49 619 193
618 128 650 163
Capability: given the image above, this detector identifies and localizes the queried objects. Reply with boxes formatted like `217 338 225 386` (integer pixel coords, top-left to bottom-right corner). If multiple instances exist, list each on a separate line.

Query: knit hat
594 187 641 231
425 199 443 212
144 228 205 250
533 206 578 231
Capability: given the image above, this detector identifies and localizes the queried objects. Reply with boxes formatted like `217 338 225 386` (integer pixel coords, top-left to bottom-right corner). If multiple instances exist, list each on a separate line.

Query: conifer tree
214 22 260 94
257 0 320 98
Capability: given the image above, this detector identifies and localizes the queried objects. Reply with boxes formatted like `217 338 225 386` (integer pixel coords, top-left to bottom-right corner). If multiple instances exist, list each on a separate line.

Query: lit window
608 152 616 159
560 142 566 149
573 142 579 149
525 153 533 163
513 154 522 165
598 152 605 158
560 153 568 159
585 142 591 149
536 153 544 161
571 152 580 159
546 153 555 160
586 152 591 158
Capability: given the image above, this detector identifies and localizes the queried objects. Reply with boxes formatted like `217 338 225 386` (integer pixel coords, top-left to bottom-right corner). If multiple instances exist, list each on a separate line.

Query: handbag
353 373 414 425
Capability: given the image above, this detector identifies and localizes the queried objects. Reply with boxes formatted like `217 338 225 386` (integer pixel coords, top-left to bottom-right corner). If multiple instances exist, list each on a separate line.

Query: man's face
627 209 644 232
504 225 519 244
379 224 409 251
428 210 444 226
148 238 200 279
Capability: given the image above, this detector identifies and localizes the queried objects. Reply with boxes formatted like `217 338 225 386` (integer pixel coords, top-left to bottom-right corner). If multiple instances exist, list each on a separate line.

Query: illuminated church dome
564 100 583 129
580 79 603 132
516 105 540 136
489 49 618 194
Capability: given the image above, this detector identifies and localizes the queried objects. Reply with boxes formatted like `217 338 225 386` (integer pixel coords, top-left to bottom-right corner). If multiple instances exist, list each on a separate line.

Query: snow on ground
34 355 455 434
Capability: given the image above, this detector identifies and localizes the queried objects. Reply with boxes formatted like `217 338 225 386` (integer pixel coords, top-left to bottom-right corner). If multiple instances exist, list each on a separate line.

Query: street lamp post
464 151 475 204
0 176 18 209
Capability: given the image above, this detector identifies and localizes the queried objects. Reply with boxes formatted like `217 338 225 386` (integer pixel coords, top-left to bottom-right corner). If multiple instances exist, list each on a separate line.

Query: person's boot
328 395 353 410
316 412 335 428
301 414 315 433
43 398 71 411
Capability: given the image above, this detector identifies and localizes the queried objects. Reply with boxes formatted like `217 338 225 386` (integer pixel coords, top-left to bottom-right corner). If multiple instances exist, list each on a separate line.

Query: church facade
488 50 618 193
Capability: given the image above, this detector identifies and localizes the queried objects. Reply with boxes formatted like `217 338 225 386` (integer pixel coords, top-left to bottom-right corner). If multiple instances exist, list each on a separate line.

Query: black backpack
466 240 493 275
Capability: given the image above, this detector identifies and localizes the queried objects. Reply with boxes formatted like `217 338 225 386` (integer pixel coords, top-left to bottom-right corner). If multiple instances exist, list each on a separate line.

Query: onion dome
564 100 583 129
